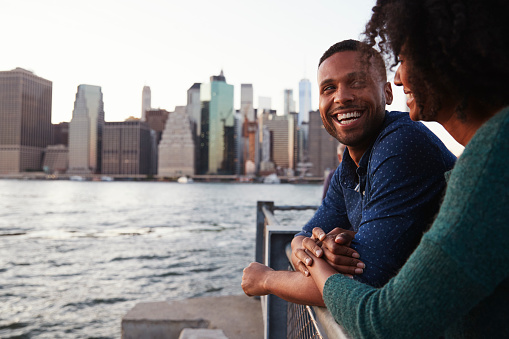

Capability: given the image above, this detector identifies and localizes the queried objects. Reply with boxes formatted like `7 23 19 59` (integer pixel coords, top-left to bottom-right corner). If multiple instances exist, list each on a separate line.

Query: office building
102 120 153 175
238 84 256 175
298 78 312 125
198 70 234 175
0 68 52 173
68 84 105 174
258 110 295 175
158 106 195 177
241 84 255 122
43 145 68 174
141 86 151 121
145 108 170 144
52 122 69 146
186 83 201 137
283 89 296 116
307 110 341 177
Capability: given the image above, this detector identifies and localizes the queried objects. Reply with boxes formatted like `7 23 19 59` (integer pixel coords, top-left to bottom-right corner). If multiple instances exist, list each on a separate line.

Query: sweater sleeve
323 108 509 338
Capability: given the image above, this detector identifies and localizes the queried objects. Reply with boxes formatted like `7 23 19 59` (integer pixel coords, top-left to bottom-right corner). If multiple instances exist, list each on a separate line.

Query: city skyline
2 0 464 156
2 0 387 123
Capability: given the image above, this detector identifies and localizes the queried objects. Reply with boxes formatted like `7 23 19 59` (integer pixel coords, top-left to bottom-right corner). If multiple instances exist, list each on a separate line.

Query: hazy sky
2 0 463 154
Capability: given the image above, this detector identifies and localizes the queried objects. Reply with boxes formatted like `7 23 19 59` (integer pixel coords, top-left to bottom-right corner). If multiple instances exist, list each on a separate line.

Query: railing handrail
274 205 320 211
256 201 350 339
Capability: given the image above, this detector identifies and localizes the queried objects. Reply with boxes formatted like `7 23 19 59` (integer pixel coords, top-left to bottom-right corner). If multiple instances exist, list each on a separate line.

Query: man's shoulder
378 110 443 146
383 110 423 131
368 110 455 169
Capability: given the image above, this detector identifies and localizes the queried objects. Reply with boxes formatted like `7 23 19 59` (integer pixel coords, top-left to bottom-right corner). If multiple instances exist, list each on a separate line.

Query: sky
2 0 463 155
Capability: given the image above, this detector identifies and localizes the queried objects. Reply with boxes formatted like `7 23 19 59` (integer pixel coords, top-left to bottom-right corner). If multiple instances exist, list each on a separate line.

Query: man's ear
384 82 393 105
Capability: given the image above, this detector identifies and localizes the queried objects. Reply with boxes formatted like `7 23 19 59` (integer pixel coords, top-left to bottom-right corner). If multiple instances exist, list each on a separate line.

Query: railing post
264 226 299 339
256 201 274 264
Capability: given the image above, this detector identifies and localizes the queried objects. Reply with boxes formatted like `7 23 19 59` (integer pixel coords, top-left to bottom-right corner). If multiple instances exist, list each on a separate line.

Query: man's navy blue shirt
298 111 457 287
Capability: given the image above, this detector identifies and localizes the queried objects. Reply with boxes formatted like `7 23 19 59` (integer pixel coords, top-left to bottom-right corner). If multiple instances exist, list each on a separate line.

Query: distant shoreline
0 172 325 184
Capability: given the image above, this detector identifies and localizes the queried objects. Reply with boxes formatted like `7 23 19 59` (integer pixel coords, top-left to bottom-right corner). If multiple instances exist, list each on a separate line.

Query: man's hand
291 235 314 276
242 262 274 297
293 228 364 276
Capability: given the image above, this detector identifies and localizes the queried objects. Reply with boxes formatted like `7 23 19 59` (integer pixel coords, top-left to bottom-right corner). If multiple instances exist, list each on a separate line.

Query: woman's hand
304 249 342 294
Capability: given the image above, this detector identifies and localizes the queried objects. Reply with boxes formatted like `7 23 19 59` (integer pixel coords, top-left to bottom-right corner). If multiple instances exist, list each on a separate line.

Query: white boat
101 176 114 182
177 176 194 184
69 175 85 181
263 173 280 184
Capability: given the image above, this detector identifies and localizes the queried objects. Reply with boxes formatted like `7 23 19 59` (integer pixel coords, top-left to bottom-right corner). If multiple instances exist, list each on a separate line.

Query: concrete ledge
122 295 262 339
178 328 228 339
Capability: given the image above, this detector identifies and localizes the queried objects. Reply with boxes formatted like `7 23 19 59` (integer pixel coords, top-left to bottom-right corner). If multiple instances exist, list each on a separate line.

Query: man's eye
351 81 366 88
322 85 335 92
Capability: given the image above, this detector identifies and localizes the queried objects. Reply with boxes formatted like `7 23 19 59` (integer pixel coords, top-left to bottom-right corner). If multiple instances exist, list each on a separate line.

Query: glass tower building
298 78 312 125
199 71 234 174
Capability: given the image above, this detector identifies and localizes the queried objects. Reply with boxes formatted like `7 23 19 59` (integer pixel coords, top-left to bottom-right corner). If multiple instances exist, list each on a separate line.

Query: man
242 40 456 306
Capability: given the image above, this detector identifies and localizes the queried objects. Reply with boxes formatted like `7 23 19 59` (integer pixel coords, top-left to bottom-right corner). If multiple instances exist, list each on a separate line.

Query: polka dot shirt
297 111 457 287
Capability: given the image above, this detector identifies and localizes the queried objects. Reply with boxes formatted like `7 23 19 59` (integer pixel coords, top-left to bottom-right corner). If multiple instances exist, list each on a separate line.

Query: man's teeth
335 111 362 124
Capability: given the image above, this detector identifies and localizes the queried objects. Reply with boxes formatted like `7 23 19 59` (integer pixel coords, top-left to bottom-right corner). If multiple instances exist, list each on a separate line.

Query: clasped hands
241 227 364 298
291 227 364 277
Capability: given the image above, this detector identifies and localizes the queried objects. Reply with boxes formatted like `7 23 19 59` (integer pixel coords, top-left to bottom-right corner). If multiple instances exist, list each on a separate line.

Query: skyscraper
307 110 340 177
186 83 201 136
283 89 296 115
145 108 169 144
241 84 255 122
141 86 151 121
298 78 312 125
198 70 234 175
238 84 256 175
298 78 312 163
258 111 295 175
0 68 52 173
102 120 153 175
158 106 195 177
68 84 105 174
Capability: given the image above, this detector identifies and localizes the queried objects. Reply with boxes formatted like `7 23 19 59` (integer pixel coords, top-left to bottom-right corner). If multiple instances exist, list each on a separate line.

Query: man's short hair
319 39 387 82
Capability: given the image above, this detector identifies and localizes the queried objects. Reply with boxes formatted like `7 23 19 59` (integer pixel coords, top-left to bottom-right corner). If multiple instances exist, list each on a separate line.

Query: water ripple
0 180 322 338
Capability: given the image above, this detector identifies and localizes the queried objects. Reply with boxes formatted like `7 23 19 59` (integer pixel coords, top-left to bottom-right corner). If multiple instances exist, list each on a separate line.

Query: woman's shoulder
462 107 509 164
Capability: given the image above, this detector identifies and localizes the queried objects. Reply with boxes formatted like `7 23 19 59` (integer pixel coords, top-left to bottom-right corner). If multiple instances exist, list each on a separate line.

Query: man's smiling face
318 50 392 150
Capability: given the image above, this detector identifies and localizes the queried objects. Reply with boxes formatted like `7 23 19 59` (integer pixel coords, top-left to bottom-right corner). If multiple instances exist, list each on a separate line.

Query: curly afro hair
363 0 509 120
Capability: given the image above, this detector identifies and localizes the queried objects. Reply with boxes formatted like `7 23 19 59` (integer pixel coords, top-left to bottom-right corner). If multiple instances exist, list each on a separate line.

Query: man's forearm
265 270 325 306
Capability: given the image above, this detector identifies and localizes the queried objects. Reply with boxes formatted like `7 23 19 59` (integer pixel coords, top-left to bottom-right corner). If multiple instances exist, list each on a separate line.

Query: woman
304 0 509 337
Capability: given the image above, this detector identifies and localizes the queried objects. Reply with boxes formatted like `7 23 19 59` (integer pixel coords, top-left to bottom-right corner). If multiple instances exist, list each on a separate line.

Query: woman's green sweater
323 107 509 338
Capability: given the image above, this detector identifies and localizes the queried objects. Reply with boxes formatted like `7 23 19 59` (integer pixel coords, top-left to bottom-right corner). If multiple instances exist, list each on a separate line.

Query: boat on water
101 176 114 182
263 173 280 184
177 176 194 184
69 176 86 181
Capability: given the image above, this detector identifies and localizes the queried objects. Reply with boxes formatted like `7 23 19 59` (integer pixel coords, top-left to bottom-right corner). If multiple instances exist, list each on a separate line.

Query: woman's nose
394 65 402 86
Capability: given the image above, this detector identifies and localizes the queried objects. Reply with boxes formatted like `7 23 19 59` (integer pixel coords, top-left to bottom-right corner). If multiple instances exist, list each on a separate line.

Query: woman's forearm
305 250 342 294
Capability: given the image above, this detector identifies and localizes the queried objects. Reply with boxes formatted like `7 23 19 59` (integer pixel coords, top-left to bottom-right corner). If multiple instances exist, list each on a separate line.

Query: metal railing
255 201 351 339
287 302 323 339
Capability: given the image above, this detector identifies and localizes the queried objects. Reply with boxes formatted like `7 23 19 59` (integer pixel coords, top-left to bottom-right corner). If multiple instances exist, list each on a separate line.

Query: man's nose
333 86 355 104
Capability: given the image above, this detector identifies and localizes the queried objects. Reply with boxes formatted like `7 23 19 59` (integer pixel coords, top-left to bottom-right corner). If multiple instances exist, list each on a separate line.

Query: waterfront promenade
122 295 263 339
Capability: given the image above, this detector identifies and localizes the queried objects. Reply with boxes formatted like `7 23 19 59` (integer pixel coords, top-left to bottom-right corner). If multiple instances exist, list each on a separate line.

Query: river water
0 180 322 338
